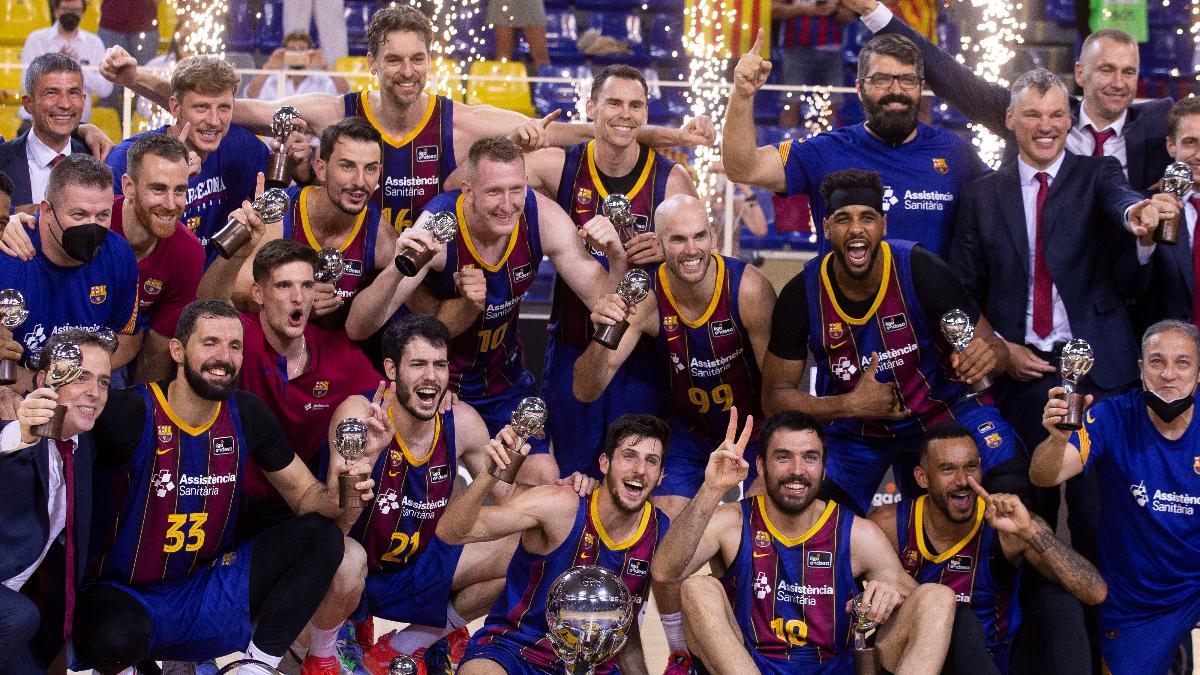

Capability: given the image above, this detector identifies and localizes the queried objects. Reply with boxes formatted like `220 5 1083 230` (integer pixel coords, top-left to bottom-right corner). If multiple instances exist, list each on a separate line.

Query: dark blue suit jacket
1138 225 1196 330
948 153 1145 390
0 132 90 207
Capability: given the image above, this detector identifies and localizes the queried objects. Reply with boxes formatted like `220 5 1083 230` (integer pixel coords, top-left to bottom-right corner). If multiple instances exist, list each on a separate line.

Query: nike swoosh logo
156 448 171 455
830 340 847 349
1085 410 1095 424
753 552 770 558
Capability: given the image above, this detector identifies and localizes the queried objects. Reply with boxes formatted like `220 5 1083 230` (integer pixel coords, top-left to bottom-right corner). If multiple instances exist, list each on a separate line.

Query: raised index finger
749 28 766 57
540 108 563 128
966 475 989 499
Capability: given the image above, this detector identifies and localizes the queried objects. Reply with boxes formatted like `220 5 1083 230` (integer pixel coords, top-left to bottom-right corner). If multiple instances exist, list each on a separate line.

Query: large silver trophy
487 397 548 483
394 211 458 276
851 593 881 675
1156 162 1194 245
265 106 301 188
387 656 420 675
335 418 369 507
212 188 290 259
545 566 634 675
313 247 346 285
32 341 84 440
0 289 28 385
1055 339 1095 430
603 193 636 239
940 309 991 395
593 269 652 350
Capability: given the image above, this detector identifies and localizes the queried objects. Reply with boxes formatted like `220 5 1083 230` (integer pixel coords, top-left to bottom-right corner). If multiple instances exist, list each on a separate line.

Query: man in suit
841 0 1174 194
0 328 114 673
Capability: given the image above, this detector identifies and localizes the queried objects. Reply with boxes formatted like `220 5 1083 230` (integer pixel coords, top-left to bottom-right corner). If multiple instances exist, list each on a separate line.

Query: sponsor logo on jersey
627 558 649 576
832 355 858 382
754 571 771 599
807 550 832 568
152 469 176 497
143 278 163 296
512 263 533 284
755 529 770 548
977 421 995 435
632 214 650 234
947 555 973 573
932 158 949 174
985 432 1002 449
1131 481 1200 514
89 285 107 304
1131 481 1148 507
576 188 593 206
343 259 364 277
827 322 844 340
670 352 685 373
377 488 400 514
882 313 907 332
430 464 449 483
211 436 235 455
882 185 899 212
157 425 173 444
416 145 438 163
710 319 735 338
312 380 330 398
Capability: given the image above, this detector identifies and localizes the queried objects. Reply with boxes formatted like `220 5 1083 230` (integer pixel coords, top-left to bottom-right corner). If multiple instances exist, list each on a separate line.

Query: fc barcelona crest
312 380 330 398
143 278 163 296
576 188 594 206
157 424 173 444
754 529 770 548
932 158 949 174
985 432 1002 449
903 549 919 568
583 532 595 550
827 322 844 340
1193 456 1200 475
89 285 107 304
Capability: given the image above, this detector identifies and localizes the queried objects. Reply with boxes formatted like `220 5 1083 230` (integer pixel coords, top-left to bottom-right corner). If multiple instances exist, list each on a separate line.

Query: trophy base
1155 213 1181 246
31 403 68 441
0 357 15 385
265 153 290 189
338 473 368 508
487 450 527 484
211 222 253 260
394 248 435 277
592 320 630 351
1055 391 1088 430
854 646 881 675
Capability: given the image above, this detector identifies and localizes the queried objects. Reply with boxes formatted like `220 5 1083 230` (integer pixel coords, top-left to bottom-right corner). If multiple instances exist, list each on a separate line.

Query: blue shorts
825 405 1021 516
657 419 758 498
356 534 464 627
462 636 624 675
748 651 853 675
541 337 669 478
95 541 253 662
468 370 550 455
1099 593 1200 675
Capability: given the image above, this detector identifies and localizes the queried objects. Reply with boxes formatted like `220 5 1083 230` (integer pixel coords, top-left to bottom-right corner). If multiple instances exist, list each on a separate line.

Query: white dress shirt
1017 153 1074 350
1068 106 1129 178
1 420 76 592
20 24 113 123
25 128 74 205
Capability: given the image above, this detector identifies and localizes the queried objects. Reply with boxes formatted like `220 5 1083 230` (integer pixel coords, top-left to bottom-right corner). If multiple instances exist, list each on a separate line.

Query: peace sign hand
704 406 753 492
511 109 563 152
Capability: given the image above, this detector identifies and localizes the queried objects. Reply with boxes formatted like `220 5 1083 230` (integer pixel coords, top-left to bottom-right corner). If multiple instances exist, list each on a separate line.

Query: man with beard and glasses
652 410 956 674
438 413 671 675
721 29 989 257
1030 320 1200 675
0 154 137 394
102 6 713 235
75 299 383 674
870 424 1106 674
763 169 1024 517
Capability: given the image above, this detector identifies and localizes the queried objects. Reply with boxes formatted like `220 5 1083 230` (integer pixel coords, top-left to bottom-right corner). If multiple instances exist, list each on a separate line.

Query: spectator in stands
20 0 113 124
97 0 159 66
283 0 347 62
771 0 853 126
489 0 549 71
247 31 349 101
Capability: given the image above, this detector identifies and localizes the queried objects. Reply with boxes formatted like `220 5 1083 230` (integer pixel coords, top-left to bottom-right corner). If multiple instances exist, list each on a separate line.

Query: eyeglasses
860 73 923 90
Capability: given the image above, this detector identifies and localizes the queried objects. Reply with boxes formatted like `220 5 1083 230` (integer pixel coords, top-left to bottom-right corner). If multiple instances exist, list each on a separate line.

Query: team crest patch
312 380 330 398
221 551 238 566
143 278 163 295
903 549 919 568
882 313 907 332
430 464 449 483
583 532 595 550
932 158 949 175
157 425 173 444
663 315 679 331
89 285 107 304
985 432 1002 449
576 188 594 206
1193 456 1200 475
754 529 770 548
710 319 735 338
806 551 832 568
211 436 235 455
416 145 438 162
976 421 995 435
827 322 844 340
947 555 973 572
627 558 649 576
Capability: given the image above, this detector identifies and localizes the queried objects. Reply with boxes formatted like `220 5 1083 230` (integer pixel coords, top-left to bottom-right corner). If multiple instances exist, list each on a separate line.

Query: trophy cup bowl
0 288 29 385
32 341 84 440
1055 339 1095 430
603 193 636 238
1156 161 1194 246
395 211 458 276
335 418 369 507
851 593 881 675
939 309 991 395
487 397 548 483
265 106 301 188
593 269 652 350
314 247 346 285
386 656 420 675
545 566 634 675
212 188 291 259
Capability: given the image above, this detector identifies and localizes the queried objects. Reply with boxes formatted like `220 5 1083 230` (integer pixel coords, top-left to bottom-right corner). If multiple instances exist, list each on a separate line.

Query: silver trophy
593 269 652 350
394 211 458 276
215 659 283 674
1156 162 1194 245
265 106 301 188
386 656 419 675
211 188 291 259
313 247 346 285
32 341 84 440
603 193 636 238
335 418 369 507
545 566 634 675
851 593 881 675
940 309 991 395
487 397 548 483
1055 339 1095 430
0 289 28 385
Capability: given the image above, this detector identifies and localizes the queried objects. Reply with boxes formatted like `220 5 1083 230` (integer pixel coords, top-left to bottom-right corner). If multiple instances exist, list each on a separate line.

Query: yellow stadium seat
79 0 101 34
131 113 154 135
157 0 177 51
0 46 22 103
0 104 22 140
334 56 374 93
0 0 51 47
466 61 534 117
90 106 120 142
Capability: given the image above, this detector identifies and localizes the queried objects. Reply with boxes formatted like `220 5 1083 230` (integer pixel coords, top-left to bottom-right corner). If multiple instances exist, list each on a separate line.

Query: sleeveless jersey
343 92 456 232
548 140 675 347
472 490 667 674
280 184 380 303
91 383 246 586
655 254 763 443
352 407 458 573
803 240 978 439
721 497 856 666
425 189 543 400
896 495 1018 665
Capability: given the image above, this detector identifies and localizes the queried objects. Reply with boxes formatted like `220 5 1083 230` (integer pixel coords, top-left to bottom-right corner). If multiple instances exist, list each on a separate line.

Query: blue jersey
108 124 268 266
0 225 138 368
777 123 988 257
280 184 380 304
1070 390 1200 629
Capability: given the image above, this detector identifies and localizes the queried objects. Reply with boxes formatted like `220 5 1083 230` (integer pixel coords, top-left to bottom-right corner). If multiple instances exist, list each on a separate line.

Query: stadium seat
642 67 688 125
583 12 648 66
532 63 590 120
1141 28 1196 77
466 60 535 117
334 56 374 92
256 0 284 53
90 106 121 143
647 12 685 61
1043 0 1074 24
131 113 155 136
158 0 178 50
575 0 632 9
0 46 22 102
452 7 495 60
227 0 257 53
0 104 21 140
518 9 582 63
79 0 102 33
643 0 684 12
0 0 52 48
345 1 374 56
1148 0 1190 26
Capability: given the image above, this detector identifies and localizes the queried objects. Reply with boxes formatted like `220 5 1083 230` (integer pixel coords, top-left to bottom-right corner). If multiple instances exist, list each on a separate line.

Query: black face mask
49 203 107 264
58 12 81 32
1143 389 1196 423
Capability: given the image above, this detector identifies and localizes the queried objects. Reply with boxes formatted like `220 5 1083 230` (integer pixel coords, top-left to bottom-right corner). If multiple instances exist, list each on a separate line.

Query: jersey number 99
688 384 734 414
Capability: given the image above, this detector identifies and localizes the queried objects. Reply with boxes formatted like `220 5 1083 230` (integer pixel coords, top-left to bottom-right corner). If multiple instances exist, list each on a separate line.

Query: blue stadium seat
452 8 495 60
544 0 571 8
345 1 374 55
1140 28 1196 77
1043 0 1075 24
576 0 633 9
647 12 685 61
518 9 583 63
1148 0 1190 27
584 12 648 65
227 0 257 53
533 64 591 119
256 0 284 53
642 67 689 125
643 0 684 12
936 22 960 55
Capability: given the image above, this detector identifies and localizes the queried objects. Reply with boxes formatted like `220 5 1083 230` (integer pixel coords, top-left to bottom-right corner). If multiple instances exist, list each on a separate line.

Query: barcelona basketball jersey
352 408 458 573
721 497 856 666
90 383 246 586
548 140 675 347
896 495 1018 667
804 240 978 439
425 189 543 400
655 254 762 443
280 185 379 303
343 92 456 233
472 490 667 673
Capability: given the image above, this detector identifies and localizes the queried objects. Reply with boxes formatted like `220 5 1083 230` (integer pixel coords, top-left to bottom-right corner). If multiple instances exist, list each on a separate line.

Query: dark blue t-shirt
107 124 268 266
0 225 138 367
777 122 989 257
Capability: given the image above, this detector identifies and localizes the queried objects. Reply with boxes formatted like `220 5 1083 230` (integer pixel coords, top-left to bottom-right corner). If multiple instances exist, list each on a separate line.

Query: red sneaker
355 617 375 650
299 654 340 675
445 626 470 665
361 631 428 675
663 651 696 675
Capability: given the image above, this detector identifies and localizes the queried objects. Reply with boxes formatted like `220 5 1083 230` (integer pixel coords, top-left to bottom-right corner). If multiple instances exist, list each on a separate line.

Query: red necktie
49 153 65 168
1032 172 1054 339
1087 126 1115 157
1191 196 1200 327
56 438 76 641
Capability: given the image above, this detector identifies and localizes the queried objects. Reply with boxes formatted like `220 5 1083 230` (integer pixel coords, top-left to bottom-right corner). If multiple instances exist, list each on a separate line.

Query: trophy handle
31 402 68 441
1154 212 1181 246
0 358 15 386
592 320 630 351
1055 391 1087 430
